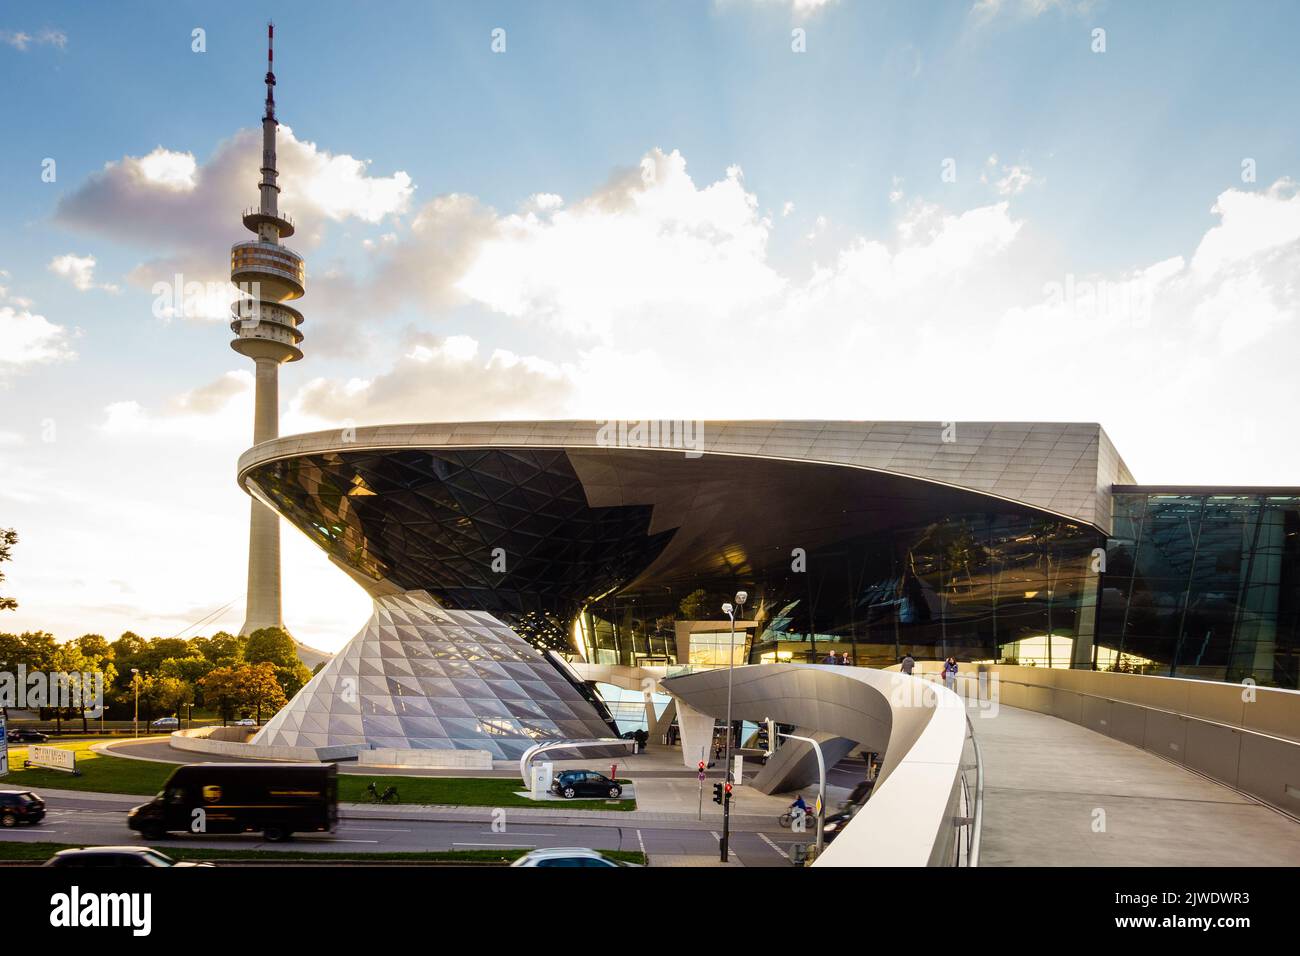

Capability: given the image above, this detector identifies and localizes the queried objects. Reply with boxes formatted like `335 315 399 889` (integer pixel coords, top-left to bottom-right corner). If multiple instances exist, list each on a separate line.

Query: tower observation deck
233 22 302 635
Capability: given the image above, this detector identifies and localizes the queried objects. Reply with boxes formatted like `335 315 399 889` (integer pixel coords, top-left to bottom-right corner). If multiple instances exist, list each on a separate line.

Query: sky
2 0 1299 651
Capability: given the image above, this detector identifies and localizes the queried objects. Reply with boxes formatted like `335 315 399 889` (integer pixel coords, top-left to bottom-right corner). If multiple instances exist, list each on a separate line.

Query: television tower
231 22 305 635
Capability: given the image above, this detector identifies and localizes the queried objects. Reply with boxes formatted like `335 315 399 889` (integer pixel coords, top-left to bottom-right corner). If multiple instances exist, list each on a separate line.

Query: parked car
151 717 180 729
6 729 48 744
550 770 623 799
510 847 637 867
43 846 213 868
128 762 338 842
0 790 46 827
233 718 257 726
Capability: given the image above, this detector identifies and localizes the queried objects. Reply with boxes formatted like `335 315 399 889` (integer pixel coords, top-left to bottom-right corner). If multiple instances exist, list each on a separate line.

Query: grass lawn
2 739 174 796
0 841 646 866
3 741 636 811
337 775 636 811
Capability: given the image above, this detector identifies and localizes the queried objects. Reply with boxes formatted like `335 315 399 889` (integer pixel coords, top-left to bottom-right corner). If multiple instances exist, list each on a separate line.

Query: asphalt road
1 792 801 867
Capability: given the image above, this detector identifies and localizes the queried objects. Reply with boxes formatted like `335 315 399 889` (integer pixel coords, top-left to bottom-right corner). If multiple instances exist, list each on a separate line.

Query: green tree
153 675 194 722
0 528 18 612
199 666 241 725
245 626 311 698
242 662 288 723
191 631 244 667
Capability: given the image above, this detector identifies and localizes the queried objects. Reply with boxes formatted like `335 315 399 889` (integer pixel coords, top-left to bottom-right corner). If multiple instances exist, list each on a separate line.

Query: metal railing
957 714 985 867
922 670 985 867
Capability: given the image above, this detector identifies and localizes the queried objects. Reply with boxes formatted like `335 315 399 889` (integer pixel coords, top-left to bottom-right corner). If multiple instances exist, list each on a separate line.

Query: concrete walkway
972 701 1300 866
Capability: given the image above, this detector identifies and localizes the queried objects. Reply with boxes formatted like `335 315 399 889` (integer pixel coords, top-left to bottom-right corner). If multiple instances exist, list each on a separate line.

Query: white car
150 717 179 729
509 847 638 868
233 718 257 726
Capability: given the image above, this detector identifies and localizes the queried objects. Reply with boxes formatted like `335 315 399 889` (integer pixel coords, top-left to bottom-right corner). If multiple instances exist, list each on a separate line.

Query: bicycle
365 781 399 804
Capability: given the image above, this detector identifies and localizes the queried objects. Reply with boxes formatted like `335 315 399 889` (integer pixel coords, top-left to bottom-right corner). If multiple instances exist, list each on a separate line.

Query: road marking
636 828 645 855
452 842 536 849
757 832 785 856
297 838 378 844
339 827 412 833
708 830 737 860
477 831 554 837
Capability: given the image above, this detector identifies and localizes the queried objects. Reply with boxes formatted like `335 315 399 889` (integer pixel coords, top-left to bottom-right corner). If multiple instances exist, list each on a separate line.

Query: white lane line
636 829 645 855
757 832 785 856
339 827 412 833
452 842 536 849
477 831 554 837
301 838 378 844
709 830 737 860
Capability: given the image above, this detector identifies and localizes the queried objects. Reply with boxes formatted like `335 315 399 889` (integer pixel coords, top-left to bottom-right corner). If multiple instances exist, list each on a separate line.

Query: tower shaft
234 22 304 636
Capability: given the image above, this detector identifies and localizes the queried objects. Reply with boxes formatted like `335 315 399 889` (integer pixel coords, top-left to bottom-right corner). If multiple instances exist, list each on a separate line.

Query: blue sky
3 0 1299 648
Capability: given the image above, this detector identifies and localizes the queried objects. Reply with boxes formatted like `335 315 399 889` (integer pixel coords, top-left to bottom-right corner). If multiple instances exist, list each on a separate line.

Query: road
1 792 801 867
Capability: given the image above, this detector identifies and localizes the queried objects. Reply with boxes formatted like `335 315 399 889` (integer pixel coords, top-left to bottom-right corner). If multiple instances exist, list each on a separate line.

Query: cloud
48 253 120 293
727 0 838 13
54 129 414 321
0 28 67 51
0 305 75 370
289 333 572 428
980 155 1040 196
451 149 785 341
99 370 252 439
969 0 1095 24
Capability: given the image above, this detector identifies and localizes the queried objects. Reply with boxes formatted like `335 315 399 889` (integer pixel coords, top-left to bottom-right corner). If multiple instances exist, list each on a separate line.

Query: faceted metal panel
251 590 617 759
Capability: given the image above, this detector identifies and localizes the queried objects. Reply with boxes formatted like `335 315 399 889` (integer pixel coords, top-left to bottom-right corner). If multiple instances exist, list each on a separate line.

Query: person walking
900 653 915 675
943 656 958 690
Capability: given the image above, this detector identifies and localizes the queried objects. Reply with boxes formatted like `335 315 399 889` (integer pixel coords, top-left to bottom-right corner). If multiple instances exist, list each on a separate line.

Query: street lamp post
778 730 827 859
131 668 140 738
719 590 747 863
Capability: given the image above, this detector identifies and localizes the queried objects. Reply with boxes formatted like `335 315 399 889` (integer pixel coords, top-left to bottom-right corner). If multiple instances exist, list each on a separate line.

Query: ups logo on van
202 785 222 802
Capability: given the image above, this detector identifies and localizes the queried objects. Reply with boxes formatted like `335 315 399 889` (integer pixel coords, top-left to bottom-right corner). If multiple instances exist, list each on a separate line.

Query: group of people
898 654 960 688
820 650 854 666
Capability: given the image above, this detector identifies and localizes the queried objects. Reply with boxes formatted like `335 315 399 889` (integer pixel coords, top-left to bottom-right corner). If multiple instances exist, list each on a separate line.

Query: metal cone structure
251 590 617 759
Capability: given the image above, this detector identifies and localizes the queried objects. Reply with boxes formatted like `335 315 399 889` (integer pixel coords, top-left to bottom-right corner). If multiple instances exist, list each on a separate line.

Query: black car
551 770 623 799
6 729 48 744
43 846 212 867
0 790 46 827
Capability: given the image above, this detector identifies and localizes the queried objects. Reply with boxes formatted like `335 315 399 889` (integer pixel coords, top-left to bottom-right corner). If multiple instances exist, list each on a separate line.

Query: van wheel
264 827 291 842
1 813 17 828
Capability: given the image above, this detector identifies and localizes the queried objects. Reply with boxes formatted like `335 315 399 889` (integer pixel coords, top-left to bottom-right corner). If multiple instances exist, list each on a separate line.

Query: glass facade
583 512 1104 670
1099 491 1300 688
246 445 1298 690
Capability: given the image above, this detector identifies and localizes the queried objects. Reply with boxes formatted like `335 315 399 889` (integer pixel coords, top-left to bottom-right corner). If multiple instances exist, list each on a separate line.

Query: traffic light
698 761 706 772
724 782 733 797
712 782 724 805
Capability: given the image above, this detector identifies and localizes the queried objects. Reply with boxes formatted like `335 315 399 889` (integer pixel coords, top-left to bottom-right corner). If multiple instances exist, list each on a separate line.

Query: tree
0 528 18 612
191 631 244 667
153 676 194 721
245 626 311 698
199 666 241 725
73 634 117 732
242 662 288 723
199 663 287 725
